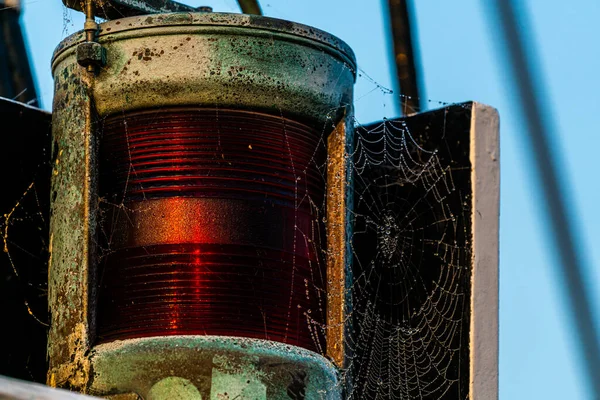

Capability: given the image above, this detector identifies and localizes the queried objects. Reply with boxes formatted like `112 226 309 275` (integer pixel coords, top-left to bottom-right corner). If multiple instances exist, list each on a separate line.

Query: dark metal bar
0 0 39 105
62 0 204 21
237 0 262 15
0 23 16 98
486 1 600 397
64 0 261 23
386 0 423 115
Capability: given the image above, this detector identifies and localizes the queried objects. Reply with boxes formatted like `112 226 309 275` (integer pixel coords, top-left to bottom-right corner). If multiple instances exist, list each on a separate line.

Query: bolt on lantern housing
49 11 356 399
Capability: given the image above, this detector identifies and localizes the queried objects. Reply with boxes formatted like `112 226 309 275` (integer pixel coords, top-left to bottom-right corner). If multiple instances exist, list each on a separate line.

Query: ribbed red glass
96 109 327 352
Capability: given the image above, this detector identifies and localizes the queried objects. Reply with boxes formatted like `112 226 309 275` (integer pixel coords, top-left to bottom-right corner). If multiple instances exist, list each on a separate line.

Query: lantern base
89 336 341 400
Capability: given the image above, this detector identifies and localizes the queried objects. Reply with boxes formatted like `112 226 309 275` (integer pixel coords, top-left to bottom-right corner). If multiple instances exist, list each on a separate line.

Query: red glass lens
96 109 327 353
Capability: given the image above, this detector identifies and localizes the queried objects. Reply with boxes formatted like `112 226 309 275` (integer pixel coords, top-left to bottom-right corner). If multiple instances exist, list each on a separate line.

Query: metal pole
237 0 262 15
485 1 600 398
386 0 423 114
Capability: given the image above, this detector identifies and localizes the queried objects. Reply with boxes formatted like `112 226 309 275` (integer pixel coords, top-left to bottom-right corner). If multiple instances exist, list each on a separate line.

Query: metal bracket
77 41 106 70
62 0 211 21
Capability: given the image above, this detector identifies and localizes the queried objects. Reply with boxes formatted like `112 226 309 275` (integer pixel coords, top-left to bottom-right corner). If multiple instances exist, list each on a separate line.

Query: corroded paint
89 336 341 399
48 60 97 390
51 12 356 126
326 115 354 370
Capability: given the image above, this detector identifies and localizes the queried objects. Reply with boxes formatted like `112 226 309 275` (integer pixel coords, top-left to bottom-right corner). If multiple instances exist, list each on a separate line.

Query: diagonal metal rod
386 0 423 115
486 1 600 397
237 0 262 15
0 0 39 105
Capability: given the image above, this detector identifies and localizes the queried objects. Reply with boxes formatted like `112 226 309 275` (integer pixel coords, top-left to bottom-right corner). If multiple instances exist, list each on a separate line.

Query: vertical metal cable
386 0 423 115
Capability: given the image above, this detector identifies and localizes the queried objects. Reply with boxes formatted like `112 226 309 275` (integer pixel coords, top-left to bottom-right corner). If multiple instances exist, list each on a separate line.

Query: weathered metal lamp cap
53 12 357 74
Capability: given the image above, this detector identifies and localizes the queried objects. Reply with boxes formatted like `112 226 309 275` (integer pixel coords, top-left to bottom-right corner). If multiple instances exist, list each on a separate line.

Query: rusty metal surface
89 336 341 399
47 59 97 391
52 12 356 125
325 115 354 371
76 42 107 70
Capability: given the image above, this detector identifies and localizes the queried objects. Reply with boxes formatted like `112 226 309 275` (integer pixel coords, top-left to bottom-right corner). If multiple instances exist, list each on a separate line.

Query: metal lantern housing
49 12 356 399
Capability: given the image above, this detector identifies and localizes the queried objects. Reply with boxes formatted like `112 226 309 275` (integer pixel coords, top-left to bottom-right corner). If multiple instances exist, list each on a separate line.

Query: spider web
343 101 473 399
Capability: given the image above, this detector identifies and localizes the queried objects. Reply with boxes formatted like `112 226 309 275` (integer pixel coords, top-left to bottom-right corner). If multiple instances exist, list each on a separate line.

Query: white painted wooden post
470 103 500 400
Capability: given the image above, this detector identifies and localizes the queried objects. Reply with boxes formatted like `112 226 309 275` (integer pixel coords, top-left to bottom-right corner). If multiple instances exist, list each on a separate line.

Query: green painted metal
89 336 341 399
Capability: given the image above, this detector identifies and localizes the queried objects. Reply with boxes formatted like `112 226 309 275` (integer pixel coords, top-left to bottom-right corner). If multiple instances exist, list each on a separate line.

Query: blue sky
20 1 600 398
